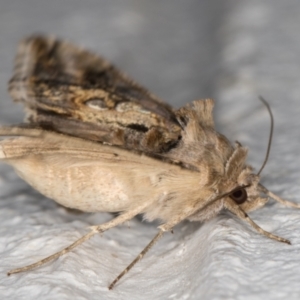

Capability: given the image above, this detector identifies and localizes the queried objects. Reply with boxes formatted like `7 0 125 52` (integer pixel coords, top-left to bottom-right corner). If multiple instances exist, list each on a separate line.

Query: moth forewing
9 35 182 153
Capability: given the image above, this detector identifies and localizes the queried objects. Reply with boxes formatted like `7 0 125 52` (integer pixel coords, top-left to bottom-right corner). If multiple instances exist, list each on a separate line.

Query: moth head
221 142 268 212
222 97 290 213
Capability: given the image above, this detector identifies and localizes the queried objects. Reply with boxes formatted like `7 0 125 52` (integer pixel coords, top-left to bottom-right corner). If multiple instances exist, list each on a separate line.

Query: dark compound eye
229 188 247 204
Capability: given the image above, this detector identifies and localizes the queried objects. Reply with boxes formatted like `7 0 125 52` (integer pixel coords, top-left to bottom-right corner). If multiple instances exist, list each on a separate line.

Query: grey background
0 1 300 299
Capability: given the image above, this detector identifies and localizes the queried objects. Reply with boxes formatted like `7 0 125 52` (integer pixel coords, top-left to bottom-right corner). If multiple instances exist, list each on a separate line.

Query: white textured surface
1 1 300 299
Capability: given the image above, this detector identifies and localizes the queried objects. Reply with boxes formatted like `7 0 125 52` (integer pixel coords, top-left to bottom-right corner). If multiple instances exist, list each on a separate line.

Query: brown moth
0 36 299 290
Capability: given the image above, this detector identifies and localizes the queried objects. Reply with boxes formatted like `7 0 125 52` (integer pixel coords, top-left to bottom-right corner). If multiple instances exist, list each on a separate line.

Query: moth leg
224 198 291 244
108 216 188 290
109 195 232 288
108 230 164 290
7 205 147 276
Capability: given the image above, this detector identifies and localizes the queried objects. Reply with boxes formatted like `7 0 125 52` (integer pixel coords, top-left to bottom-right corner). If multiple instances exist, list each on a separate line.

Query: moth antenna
258 184 300 208
257 96 274 176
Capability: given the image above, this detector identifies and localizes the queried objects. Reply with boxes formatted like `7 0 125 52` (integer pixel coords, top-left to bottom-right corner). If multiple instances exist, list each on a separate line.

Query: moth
0 35 299 290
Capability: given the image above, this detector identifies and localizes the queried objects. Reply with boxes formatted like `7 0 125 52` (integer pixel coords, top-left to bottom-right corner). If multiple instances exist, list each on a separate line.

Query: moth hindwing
1 35 298 289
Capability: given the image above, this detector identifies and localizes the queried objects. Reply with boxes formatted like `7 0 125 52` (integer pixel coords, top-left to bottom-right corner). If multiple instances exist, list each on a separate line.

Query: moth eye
229 188 247 204
85 98 108 110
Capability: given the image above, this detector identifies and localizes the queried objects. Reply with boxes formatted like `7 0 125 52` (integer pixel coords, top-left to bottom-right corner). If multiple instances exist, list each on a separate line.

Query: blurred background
0 1 300 299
